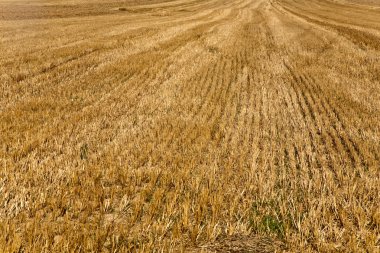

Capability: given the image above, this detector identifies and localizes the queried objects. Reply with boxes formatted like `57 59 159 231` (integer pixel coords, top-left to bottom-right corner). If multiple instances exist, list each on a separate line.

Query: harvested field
0 0 379 252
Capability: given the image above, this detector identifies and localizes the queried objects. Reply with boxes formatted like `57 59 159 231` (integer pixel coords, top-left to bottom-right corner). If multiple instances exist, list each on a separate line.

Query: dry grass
0 0 379 252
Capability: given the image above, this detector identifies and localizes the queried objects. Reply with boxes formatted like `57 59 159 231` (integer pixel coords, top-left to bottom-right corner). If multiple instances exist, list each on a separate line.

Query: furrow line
284 63 339 181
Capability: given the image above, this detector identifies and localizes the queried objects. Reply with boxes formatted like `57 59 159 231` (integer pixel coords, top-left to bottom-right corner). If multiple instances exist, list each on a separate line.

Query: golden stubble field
1 0 379 252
